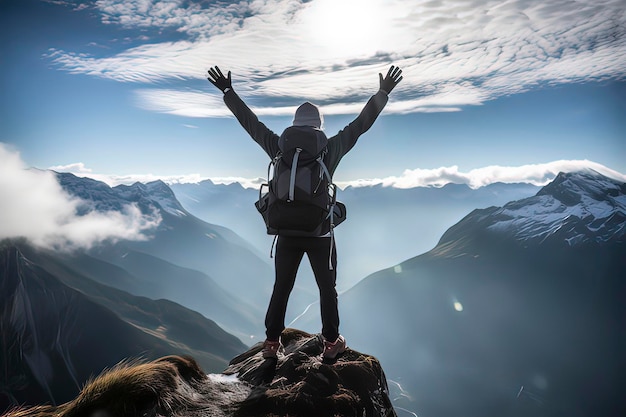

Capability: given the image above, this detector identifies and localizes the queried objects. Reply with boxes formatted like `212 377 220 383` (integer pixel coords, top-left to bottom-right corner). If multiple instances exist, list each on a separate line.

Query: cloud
51 158 625 190
338 160 626 189
95 0 249 37
49 162 93 174
50 164 267 189
0 144 161 251
46 0 626 117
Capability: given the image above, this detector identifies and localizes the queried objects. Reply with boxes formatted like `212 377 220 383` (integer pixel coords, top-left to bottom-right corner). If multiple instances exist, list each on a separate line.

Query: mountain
433 170 626 252
0 243 247 410
20 243 262 344
338 181 541 286
170 180 264 251
16 246 260 350
55 173 273 340
171 180 540 292
172 178 326 318
294 170 625 417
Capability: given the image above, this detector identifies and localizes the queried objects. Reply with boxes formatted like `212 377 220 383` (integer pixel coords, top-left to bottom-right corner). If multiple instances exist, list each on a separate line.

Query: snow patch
208 373 240 384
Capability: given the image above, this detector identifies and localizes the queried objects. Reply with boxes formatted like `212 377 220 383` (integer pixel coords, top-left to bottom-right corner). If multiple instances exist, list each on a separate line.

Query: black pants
265 236 338 342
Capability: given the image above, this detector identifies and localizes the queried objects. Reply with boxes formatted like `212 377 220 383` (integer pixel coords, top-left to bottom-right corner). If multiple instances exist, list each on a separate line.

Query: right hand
207 66 232 93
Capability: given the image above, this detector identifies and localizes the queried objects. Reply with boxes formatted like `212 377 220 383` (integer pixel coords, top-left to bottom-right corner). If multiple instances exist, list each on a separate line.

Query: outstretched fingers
207 66 223 82
207 66 232 92
379 65 403 93
387 65 403 83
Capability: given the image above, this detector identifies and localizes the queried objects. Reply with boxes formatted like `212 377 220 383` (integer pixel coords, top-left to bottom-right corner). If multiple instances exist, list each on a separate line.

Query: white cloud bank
47 0 626 117
337 160 626 189
1 144 161 251
51 159 626 190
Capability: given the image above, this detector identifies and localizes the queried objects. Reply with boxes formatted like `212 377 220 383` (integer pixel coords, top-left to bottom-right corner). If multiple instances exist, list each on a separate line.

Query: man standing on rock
207 65 402 360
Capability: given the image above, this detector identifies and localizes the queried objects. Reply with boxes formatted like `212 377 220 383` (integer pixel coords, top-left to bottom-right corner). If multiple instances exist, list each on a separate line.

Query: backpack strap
268 156 275 180
328 206 335 270
317 156 331 182
319 158 336 270
288 148 302 201
268 153 280 189
324 181 338 270
270 235 278 259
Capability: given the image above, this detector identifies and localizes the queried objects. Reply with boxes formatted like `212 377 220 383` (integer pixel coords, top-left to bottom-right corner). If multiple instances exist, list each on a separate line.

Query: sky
1 0 625 192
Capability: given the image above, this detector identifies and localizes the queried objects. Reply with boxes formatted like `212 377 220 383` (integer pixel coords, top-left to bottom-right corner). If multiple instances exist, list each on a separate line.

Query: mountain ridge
0 242 248 409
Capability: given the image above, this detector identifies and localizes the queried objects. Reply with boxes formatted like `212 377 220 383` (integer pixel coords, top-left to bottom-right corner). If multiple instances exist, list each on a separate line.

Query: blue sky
1 0 625 189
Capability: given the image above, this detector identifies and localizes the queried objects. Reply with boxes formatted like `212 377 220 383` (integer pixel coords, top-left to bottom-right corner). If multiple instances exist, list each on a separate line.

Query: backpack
255 126 346 237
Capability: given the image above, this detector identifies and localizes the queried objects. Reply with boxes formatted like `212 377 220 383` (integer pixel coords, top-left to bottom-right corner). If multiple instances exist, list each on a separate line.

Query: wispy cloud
49 168 267 189
50 159 626 190
47 0 626 117
49 162 93 174
1 144 161 251
95 0 249 37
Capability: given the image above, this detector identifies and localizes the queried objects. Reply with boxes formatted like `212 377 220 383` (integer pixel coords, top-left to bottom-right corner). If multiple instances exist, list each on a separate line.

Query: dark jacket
223 89 389 175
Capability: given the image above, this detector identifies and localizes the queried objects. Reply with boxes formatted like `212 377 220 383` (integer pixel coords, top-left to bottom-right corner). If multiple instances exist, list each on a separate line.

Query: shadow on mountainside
4 329 397 417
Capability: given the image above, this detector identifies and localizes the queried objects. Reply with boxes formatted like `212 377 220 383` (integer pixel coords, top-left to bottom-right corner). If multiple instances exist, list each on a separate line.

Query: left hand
379 65 403 94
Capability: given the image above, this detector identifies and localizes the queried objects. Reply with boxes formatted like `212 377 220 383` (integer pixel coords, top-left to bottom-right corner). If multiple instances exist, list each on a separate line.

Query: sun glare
300 0 392 58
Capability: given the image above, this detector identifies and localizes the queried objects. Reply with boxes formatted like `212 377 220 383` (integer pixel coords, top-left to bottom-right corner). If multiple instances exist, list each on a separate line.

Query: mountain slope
54 173 273 339
317 170 625 417
36 244 263 341
0 243 247 410
57 173 273 302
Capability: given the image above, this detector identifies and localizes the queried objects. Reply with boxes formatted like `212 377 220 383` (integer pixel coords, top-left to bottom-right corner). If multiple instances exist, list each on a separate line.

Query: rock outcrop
4 329 397 417
226 329 397 417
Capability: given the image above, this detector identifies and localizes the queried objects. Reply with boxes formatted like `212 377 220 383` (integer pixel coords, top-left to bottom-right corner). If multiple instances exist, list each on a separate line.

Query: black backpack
255 126 346 237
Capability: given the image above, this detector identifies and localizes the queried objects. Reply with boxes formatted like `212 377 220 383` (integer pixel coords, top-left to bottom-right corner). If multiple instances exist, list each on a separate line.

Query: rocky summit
4 329 396 417
226 328 396 417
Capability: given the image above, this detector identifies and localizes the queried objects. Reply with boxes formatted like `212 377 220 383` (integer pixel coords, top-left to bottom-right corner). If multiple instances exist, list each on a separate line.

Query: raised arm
325 65 403 173
207 66 280 158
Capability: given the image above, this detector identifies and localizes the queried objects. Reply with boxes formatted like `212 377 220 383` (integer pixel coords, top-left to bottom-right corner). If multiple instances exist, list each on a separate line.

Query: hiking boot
262 339 281 359
323 335 346 360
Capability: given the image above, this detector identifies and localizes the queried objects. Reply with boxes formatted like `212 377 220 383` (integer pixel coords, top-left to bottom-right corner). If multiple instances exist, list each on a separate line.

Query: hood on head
293 102 323 129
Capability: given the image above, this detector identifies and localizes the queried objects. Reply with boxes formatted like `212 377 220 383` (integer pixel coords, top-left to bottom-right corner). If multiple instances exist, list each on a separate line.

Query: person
207 65 403 360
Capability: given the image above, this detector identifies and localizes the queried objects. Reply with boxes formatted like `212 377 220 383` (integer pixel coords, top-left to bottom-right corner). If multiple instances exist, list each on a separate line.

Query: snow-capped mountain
56 174 190 218
293 170 625 417
55 173 273 340
434 170 626 256
531 170 626 243
115 179 189 217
